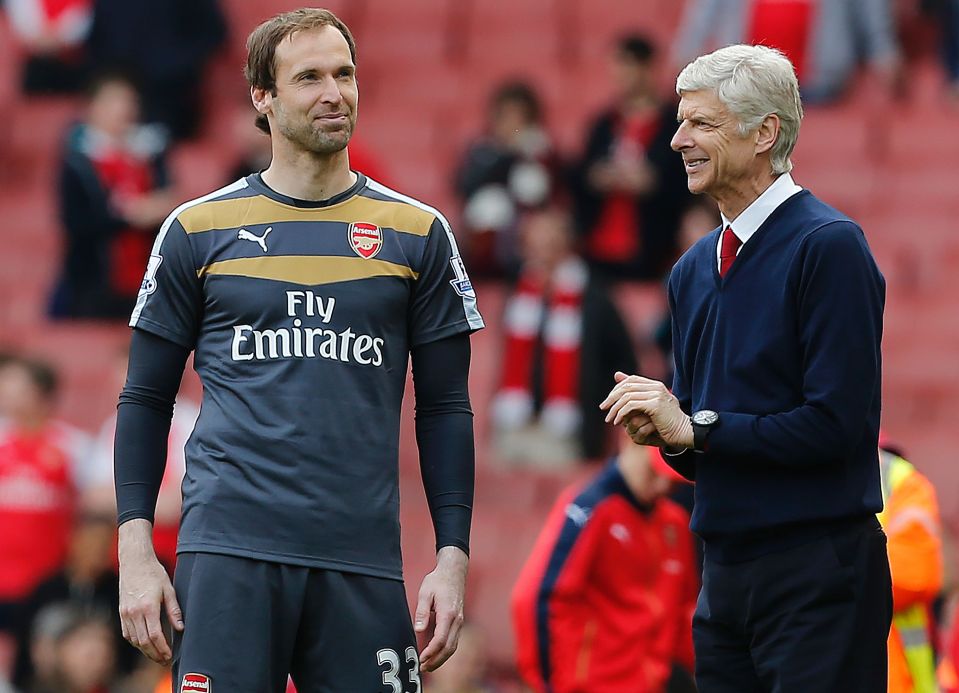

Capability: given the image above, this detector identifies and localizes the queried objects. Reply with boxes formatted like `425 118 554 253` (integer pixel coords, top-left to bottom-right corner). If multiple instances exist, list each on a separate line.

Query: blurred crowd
2 0 959 691
0 349 193 692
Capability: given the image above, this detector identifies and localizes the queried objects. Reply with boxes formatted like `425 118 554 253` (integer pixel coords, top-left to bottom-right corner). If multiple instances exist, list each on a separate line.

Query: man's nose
318 75 343 104
671 123 691 152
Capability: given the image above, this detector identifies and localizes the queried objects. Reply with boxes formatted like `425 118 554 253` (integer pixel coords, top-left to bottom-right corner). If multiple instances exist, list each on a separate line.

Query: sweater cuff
661 447 698 481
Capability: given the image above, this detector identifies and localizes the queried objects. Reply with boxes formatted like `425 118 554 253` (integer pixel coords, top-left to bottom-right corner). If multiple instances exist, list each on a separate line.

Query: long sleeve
511 485 608 693
410 333 475 554
705 221 884 467
663 280 698 480
533 505 606 693
114 329 190 526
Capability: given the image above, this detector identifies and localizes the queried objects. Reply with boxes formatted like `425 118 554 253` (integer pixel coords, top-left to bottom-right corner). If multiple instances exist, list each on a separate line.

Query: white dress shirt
717 173 803 270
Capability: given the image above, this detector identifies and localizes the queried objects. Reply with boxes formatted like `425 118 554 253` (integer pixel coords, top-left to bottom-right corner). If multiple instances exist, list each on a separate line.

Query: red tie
719 226 742 278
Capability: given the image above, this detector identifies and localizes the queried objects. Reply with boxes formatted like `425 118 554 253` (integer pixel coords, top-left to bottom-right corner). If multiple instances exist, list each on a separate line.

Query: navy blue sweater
666 190 885 561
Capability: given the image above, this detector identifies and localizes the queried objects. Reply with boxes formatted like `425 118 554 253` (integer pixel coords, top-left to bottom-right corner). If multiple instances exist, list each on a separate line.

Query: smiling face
671 89 765 204
256 25 358 155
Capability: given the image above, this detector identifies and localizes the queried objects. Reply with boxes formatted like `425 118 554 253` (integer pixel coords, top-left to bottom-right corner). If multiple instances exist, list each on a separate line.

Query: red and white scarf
493 258 587 437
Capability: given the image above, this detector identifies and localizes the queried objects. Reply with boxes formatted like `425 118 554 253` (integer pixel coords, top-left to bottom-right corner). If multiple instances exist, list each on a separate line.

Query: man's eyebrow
291 64 355 78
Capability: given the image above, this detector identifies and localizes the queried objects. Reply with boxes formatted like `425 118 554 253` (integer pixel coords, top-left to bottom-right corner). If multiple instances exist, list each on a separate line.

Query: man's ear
755 113 780 156
251 85 273 118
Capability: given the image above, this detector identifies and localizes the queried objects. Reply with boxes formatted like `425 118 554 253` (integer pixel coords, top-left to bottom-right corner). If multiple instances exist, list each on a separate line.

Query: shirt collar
720 173 803 245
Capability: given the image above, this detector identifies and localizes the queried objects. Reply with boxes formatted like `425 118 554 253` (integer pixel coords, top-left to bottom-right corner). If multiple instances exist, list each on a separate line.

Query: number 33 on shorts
377 647 421 693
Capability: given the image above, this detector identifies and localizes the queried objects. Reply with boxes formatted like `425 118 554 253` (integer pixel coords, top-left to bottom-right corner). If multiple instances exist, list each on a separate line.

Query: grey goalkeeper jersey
130 173 484 579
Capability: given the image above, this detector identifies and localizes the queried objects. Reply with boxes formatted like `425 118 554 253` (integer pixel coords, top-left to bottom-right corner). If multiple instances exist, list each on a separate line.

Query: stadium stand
1 0 957 674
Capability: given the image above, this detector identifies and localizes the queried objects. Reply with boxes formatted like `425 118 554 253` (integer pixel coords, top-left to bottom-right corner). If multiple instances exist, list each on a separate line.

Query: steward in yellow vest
878 447 943 693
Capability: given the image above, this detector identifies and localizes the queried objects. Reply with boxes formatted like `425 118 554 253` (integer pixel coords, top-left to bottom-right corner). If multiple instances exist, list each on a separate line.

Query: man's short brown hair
244 8 357 134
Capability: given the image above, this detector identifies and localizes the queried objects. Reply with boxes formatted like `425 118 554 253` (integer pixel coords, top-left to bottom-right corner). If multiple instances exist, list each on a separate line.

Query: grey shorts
171 552 420 693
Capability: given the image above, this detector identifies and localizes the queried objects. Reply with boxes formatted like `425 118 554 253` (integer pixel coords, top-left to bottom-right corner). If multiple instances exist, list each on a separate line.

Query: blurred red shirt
511 464 697 692
0 421 89 601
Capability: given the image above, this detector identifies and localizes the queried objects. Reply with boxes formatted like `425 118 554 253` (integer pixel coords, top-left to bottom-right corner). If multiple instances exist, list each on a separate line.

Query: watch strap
692 419 709 452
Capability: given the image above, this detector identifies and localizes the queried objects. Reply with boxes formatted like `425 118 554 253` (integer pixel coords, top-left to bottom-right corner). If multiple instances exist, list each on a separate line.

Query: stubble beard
279 114 354 155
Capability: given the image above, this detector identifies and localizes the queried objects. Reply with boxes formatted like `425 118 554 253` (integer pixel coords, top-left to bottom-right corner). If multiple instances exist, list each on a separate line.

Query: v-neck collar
711 190 811 288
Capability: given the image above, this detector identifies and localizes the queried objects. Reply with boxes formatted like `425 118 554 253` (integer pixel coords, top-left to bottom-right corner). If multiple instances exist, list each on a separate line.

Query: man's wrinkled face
671 88 758 198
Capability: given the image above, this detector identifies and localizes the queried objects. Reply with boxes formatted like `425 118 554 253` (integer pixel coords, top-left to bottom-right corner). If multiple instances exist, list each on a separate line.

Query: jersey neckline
246 171 368 209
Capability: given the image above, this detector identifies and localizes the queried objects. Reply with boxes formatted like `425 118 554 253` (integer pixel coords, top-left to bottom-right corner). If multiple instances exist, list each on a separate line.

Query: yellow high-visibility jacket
879 450 943 693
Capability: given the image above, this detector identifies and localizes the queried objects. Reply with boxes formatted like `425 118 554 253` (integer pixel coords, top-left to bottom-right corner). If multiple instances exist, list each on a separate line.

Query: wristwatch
691 410 720 452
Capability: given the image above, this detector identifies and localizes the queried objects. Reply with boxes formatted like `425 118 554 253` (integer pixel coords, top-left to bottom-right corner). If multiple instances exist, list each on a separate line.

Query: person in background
571 34 690 280
27 606 116 693
12 507 139 689
877 433 943 693
932 0 959 99
84 0 226 140
673 0 902 103
491 205 636 466
4 0 92 93
22 604 74 692
456 81 562 277
511 434 697 692
0 357 90 664
49 71 173 320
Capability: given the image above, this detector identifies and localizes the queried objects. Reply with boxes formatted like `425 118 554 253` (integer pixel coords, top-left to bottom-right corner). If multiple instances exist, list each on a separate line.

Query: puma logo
237 226 273 252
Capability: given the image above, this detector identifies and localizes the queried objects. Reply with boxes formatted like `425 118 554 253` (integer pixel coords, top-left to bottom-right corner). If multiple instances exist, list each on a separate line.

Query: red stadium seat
2 2 959 674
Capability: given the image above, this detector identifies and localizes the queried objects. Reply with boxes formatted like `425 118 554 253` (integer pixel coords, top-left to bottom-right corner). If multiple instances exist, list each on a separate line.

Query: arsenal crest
181 673 211 692
349 222 382 259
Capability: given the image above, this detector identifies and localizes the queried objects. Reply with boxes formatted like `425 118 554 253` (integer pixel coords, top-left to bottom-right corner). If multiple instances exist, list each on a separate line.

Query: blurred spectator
84 345 196 572
5 0 92 93
426 623 498 693
24 604 116 693
491 206 636 466
930 0 959 97
456 81 562 277
673 0 902 102
571 35 690 280
0 357 91 643
49 71 173 321
12 507 139 688
23 603 72 692
878 434 943 693
511 435 697 693
85 0 226 140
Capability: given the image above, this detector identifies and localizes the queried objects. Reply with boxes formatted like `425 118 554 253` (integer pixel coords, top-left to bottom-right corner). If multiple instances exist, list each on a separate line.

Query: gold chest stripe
198 255 418 286
179 195 435 237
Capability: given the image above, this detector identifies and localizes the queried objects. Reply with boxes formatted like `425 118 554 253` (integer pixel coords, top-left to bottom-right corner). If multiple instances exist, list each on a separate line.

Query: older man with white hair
601 44 891 691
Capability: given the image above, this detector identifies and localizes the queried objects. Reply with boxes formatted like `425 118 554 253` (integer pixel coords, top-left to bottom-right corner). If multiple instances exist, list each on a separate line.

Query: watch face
692 410 719 426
